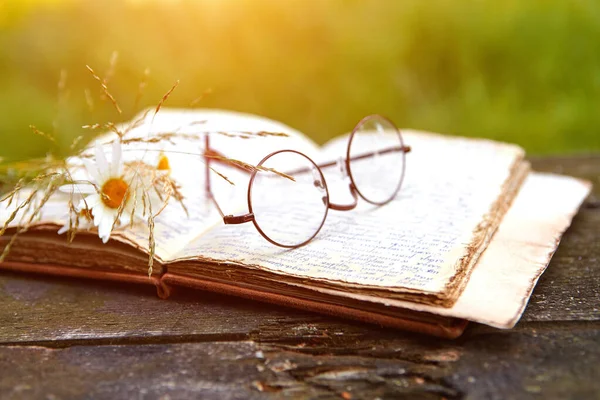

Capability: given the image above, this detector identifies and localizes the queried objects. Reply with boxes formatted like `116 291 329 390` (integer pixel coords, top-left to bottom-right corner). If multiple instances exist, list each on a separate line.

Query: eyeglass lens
250 151 329 247
347 115 406 205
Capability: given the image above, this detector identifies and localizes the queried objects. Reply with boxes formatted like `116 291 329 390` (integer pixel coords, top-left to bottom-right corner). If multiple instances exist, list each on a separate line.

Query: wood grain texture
0 155 598 399
0 322 598 400
0 272 324 345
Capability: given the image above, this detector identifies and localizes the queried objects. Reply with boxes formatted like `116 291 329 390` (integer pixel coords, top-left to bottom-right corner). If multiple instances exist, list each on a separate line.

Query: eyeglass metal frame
204 114 411 248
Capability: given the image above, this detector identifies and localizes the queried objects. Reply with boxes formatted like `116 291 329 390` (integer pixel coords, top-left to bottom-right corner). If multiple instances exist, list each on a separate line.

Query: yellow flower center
101 178 129 209
157 153 171 171
79 208 93 221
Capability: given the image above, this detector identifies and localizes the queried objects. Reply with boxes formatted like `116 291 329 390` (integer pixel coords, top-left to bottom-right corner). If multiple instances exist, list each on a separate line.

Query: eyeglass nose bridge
328 182 358 211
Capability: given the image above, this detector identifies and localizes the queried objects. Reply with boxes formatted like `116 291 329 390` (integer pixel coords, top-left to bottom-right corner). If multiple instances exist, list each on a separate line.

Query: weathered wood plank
451 322 600 400
0 272 323 344
0 341 271 400
0 322 598 400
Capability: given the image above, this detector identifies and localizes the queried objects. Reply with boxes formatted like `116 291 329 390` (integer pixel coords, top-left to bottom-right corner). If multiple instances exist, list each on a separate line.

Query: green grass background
1 0 599 161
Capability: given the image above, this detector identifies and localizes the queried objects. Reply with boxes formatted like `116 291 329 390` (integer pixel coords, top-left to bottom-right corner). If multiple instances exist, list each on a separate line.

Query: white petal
58 184 76 194
95 141 109 179
91 204 107 226
82 159 101 184
98 217 112 243
60 183 97 195
79 194 101 212
57 224 69 235
77 199 88 213
75 184 98 195
112 140 122 176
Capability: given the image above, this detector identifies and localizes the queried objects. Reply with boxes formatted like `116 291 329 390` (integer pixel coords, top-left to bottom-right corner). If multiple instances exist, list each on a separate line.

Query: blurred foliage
0 0 599 162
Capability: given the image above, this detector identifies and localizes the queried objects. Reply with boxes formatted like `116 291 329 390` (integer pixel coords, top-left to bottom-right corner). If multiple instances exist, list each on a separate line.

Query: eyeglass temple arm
311 146 409 212
204 135 254 225
283 145 411 175
204 139 408 219
316 145 411 171
206 144 411 178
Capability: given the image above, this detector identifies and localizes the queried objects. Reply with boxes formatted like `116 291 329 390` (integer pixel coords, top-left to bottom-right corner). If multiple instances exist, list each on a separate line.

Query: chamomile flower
75 140 140 243
59 140 176 243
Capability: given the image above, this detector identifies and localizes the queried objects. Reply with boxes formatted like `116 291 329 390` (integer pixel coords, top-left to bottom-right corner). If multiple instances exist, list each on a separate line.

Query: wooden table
0 156 598 400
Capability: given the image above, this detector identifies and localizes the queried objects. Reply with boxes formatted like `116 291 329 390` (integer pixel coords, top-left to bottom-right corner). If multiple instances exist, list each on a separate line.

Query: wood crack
0 332 250 349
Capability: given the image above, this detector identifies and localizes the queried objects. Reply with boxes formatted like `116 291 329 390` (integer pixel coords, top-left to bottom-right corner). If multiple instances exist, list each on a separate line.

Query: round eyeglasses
204 114 410 248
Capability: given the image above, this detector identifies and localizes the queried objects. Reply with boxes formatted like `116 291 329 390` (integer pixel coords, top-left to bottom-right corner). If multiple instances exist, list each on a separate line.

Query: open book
0 109 591 338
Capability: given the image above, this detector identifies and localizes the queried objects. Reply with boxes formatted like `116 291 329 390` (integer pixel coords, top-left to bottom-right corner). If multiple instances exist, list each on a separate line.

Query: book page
281 172 592 328
0 109 321 262
111 109 322 260
175 130 525 299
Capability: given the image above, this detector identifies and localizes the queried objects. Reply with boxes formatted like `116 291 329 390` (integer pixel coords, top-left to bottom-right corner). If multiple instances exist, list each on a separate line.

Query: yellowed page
280 172 592 328
175 129 525 300
0 109 320 262
114 108 322 260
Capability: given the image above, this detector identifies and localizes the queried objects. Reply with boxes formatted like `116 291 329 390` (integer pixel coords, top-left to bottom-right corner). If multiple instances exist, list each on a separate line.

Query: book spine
159 273 467 339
